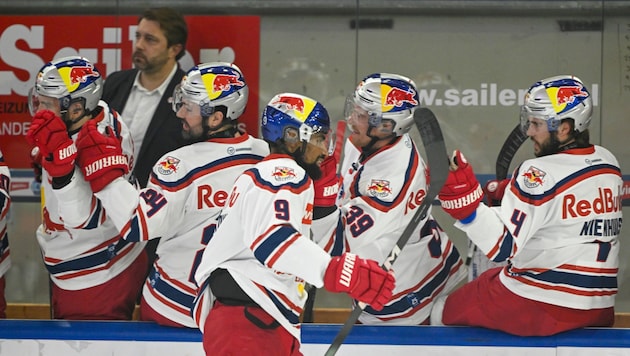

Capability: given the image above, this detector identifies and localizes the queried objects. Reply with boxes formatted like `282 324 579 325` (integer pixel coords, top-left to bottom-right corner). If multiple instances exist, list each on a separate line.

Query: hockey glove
76 119 129 193
483 179 510 207
438 150 484 222
30 147 43 183
324 253 395 311
313 156 340 207
25 110 77 178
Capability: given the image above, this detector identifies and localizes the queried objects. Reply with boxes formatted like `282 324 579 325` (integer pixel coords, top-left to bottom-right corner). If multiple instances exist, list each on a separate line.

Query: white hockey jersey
457 145 623 309
325 134 466 325
193 154 334 341
94 133 269 327
0 150 11 278
46 100 145 290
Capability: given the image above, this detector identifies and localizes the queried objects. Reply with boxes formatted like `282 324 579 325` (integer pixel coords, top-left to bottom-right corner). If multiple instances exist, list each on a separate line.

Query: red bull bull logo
212 74 244 92
546 84 588 114
69 65 99 85
272 166 297 181
272 95 305 113
157 156 180 175
383 86 418 109
367 179 393 198
522 166 546 188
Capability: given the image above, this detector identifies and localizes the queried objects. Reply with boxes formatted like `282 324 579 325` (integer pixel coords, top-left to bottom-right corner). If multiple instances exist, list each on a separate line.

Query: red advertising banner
0 15 261 171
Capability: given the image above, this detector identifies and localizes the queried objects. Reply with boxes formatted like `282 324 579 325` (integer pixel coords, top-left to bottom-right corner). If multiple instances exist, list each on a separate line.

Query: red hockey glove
324 253 395 311
313 156 340 207
438 150 484 222
483 179 510 207
30 147 43 183
76 119 129 192
25 110 77 178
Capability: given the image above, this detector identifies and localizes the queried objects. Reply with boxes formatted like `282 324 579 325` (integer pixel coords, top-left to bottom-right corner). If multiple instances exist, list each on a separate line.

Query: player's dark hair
140 7 188 60
563 118 590 148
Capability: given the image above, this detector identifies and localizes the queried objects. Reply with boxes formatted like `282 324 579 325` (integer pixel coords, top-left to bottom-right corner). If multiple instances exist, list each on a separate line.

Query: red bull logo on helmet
381 85 418 112
522 165 547 188
56 60 100 94
201 72 245 100
271 94 317 122
546 82 589 115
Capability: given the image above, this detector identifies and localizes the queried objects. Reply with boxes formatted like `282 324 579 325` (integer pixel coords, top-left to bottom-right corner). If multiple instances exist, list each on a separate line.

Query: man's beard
534 133 558 157
295 155 323 180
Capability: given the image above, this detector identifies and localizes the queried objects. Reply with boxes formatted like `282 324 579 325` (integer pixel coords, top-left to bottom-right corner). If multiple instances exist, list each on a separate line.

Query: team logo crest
367 179 392 198
272 166 297 181
157 156 180 175
522 166 546 188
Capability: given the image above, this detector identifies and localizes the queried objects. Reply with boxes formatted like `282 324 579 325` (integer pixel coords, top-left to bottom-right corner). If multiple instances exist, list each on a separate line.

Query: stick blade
414 108 449 197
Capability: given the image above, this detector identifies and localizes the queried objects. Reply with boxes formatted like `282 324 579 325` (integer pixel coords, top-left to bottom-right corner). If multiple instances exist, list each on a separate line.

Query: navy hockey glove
438 150 484 222
76 119 129 192
25 110 77 178
313 156 340 207
324 253 395 311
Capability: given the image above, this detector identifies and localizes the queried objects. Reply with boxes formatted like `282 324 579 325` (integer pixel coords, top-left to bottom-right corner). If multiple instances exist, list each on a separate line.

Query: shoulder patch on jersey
272 166 297 181
157 156 180 175
367 179 393 198
522 165 546 188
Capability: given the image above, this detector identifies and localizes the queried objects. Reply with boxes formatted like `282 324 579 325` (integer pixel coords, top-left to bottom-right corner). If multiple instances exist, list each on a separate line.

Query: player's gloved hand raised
76 119 129 193
438 150 484 222
25 110 77 178
483 179 510 207
324 253 395 311
313 156 340 207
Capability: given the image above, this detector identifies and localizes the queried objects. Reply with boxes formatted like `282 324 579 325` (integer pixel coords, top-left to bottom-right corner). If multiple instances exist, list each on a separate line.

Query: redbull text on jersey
562 187 623 219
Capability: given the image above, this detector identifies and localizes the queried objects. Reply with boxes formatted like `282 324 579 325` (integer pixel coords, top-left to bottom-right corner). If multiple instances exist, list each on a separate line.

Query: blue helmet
261 93 330 145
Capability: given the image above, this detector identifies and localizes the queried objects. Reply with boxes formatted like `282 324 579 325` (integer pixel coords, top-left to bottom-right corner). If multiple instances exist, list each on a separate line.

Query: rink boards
1 320 630 355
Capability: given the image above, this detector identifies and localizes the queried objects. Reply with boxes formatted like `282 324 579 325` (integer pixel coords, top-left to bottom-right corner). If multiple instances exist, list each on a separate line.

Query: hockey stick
465 123 527 266
324 108 449 356
304 120 348 324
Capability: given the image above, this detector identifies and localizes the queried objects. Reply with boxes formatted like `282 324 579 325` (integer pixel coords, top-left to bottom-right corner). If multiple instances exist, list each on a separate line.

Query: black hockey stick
465 123 527 266
324 107 449 356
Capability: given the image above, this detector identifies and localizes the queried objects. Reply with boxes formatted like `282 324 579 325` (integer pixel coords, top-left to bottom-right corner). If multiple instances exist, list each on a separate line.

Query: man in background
102 7 189 268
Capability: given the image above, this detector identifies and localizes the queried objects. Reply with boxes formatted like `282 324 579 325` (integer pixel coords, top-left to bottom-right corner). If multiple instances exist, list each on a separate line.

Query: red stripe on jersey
267 233 300 268
145 279 191 316
503 269 617 297
53 243 137 280
512 167 621 206
155 264 196 294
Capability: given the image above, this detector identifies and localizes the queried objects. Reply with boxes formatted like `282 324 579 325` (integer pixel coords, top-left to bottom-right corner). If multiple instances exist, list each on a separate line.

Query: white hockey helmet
172 62 248 120
345 73 419 137
28 56 103 117
520 75 592 133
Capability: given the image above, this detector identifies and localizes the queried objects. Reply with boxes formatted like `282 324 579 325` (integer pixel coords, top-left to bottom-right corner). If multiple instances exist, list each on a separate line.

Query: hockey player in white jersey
0 149 11 318
312 73 466 325
63 62 270 327
432 75 623 336
193 93 395 355
25 56 147 320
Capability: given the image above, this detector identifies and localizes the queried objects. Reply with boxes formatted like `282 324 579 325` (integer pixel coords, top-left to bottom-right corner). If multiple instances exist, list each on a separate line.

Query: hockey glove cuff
438 150 484 222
